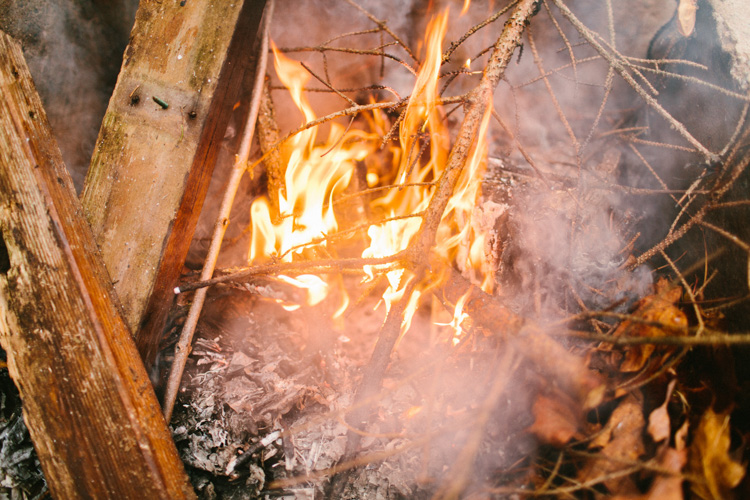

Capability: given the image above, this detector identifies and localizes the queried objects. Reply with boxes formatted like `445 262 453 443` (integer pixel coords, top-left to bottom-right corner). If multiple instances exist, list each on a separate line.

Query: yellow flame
250 9 498 345
250 44 379 265
449 291 471 346
434 104 494 293
403 405 423 419
277 274 329 306
363 9 450 323
461 0 471 16
249 44 380 311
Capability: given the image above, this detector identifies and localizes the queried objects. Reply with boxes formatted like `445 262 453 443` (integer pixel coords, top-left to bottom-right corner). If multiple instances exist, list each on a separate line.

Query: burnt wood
0 31 195 499
81 0 267 368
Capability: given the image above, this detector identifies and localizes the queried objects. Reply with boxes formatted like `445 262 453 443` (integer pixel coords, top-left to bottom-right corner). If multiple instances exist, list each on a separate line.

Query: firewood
0 31 195 499
257 76 286 219
80 0 267 368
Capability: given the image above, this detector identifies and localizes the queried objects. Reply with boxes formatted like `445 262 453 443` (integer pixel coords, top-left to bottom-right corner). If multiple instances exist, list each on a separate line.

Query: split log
81 0 267 368
0 31 195 499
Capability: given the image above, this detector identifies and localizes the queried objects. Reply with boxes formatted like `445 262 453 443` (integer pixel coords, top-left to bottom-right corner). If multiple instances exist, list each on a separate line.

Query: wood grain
0 31 195 499
81 0 266 367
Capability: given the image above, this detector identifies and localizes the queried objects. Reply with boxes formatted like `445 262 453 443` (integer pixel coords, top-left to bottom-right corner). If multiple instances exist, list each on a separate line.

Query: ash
165 287 538 499
0 365 45 500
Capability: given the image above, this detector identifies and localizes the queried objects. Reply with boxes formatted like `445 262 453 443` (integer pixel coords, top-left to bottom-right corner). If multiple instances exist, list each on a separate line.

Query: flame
449 291 471 346
248 44 381 314
249 9 497 344
461 0 471 16
362 9 451 325
403 405 424 419
249 43 380 266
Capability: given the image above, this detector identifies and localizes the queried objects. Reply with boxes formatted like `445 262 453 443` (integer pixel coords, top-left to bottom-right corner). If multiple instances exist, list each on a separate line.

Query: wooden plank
81 0 267 367
0 31 196 499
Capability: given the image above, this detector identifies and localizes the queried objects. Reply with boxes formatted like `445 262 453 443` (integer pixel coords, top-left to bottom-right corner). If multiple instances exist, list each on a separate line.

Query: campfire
1 0 750 498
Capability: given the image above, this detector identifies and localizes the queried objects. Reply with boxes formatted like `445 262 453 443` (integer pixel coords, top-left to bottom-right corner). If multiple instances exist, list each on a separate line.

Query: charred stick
256 76 285 219
225 430 282 477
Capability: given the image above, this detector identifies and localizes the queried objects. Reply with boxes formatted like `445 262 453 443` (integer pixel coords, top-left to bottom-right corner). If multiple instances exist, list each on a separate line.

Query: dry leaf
675 420 688 451
614 279 688 372
579 393 645 495
677 0 698 37
528 394 579 447
645 446 687 500
689 408 745 500
648 379 677 443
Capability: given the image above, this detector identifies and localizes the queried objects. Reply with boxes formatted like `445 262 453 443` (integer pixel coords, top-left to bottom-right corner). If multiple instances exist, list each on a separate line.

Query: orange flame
250 10 497 342
249 43 379 266
363 9 451 325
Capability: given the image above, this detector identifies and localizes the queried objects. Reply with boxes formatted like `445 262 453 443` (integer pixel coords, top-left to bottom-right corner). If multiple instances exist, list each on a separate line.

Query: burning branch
330 0 548 492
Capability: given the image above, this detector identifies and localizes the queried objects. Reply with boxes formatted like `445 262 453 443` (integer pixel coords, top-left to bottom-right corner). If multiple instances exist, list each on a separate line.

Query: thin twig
280 44 417 75
543 0 578 86
527 25 579 155
660 248 705 336
551 0 717 161
300 61 357 106
162 1 274 422
342 0 418 64
442 0 520 63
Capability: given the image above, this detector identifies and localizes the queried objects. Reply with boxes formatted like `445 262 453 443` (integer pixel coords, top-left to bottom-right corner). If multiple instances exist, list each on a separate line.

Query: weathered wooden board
81 0 266 367
0 31 195 499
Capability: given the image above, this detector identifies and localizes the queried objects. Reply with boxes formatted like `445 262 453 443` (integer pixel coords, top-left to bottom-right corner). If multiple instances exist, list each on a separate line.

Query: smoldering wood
257 76 286 218
0 31 195 499
439 268 606 407
81 0 267 368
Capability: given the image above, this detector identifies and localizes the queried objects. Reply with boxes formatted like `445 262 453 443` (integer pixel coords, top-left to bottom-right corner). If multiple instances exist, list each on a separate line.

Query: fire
248 43 380 266
249 9 495 342
363 10 450 327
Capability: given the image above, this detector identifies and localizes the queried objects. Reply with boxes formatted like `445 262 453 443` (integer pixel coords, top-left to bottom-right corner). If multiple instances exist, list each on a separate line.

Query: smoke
0 0 137 192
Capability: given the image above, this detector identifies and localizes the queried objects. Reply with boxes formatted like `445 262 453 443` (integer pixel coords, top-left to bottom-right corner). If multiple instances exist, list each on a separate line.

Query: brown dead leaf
528 394 580 447
613 279 688 372
648 379 677 443
579 393 645 495
689 408 745 500
677 0 698 37
675 420 688 451
645 446 687 500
